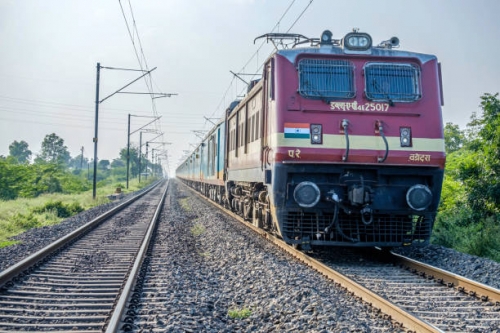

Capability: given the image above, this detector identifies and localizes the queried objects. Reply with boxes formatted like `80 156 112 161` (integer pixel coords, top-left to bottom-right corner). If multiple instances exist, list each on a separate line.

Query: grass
190 223 205 237
0 177 156 249
179 198 191 211
228 308 252 319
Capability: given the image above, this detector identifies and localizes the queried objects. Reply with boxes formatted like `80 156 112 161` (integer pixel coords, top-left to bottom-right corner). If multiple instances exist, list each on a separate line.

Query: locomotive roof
275 45 437 64
255 30 437 65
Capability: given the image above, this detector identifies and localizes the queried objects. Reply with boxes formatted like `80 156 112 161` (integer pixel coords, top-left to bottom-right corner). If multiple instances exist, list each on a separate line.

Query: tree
429 94 500 260
456 93 500 217
8 140 32 164
119 145 140 177
98 159 110 170
444 123 465 154
68 154 89 170
35 133 71 166
111 158 125 168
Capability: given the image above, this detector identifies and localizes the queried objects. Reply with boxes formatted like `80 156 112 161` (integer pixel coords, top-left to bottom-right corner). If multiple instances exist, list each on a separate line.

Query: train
176 29 445 250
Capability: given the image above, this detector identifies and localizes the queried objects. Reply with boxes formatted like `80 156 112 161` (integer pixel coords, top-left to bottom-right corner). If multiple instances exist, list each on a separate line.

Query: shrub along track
175 180 500 333
0 181 167 332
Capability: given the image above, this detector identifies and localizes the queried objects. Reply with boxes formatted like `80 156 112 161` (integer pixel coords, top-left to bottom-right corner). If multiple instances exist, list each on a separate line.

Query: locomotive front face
267 30 445 248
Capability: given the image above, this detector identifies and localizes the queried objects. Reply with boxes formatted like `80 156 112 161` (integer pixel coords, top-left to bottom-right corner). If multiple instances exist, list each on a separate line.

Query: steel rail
178 181 443 333
391 252 500 304
105 180 169 332
0 180 162 289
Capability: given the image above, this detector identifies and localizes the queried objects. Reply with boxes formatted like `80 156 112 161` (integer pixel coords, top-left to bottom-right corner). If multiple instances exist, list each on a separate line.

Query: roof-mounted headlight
320 30 333 45
344 32 372 51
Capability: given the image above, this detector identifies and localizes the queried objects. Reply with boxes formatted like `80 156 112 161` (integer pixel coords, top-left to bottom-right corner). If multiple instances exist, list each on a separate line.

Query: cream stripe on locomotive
274 133 445 152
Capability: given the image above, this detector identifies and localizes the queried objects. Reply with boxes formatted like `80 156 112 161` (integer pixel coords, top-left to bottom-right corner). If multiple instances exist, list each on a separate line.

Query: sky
1 0 499 175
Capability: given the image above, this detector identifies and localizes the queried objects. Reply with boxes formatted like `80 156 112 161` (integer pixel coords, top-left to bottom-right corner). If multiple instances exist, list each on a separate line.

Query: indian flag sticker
284 123 310 139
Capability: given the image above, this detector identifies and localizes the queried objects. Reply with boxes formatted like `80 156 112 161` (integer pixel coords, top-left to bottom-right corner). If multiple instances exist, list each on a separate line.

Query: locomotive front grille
283 211 431 245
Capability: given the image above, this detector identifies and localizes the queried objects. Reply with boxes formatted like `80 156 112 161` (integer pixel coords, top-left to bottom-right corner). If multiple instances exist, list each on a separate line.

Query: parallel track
180 181 500 333
0 181 167 332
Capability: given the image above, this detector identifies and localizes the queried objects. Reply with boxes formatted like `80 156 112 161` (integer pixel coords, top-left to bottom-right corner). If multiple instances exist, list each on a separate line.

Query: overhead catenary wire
208 0 314 121
286 0 314 33
118 1 159 123
208 0 299 120
0 94 202 117
0 106 210 125
118 0 173 173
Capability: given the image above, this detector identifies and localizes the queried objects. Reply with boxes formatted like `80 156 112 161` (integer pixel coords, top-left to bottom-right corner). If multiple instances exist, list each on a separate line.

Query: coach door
261 59 274 170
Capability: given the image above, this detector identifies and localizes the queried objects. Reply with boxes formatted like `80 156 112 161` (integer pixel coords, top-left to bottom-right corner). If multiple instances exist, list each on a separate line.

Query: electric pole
80 146 84 169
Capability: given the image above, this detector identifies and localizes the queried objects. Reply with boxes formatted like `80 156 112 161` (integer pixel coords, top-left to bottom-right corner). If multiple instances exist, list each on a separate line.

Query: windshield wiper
371 79 394 106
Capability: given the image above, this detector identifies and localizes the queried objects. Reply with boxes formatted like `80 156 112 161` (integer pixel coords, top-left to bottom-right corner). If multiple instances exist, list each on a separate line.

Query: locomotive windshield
365 63 421 102
298 59 355 100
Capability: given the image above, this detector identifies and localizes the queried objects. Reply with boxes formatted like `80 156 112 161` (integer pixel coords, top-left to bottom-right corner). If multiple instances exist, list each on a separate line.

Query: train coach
176 29 446 250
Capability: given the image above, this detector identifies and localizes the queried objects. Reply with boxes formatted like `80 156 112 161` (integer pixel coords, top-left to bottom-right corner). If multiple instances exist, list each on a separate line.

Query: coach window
210 135 216 176
244 104 249 153
232 128 236 151
250 114 255 142
255 111 260 140
240 123 245 147
235 112 239 157
232 129 235 151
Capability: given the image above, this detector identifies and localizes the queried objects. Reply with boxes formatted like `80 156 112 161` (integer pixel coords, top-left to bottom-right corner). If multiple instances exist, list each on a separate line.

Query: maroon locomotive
177 29 445 250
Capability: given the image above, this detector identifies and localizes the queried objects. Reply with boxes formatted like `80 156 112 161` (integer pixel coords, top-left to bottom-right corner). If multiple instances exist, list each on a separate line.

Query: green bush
59 173 89 193
458 218 500 261
32 201 84 218
433 211 500 262
11 212 40 229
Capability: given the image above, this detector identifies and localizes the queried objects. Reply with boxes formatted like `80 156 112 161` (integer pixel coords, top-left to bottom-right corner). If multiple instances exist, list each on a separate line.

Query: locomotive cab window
298 59 355 100
364 63 421 102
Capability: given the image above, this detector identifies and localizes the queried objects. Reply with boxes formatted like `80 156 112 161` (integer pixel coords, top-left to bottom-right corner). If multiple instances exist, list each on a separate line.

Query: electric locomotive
176 29 445 250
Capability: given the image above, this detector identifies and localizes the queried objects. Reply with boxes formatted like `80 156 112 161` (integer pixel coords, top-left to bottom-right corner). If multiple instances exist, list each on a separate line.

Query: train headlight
311 124 323 144
344 32 372 50
294 181 321 208
406 184 432 211
400 127 412 147
320 30 333 45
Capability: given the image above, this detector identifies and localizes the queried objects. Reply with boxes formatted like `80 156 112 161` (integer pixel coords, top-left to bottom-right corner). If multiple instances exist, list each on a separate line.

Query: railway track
0 180 168 332
314 250 500 332
108 180 401 332
181 181 500 333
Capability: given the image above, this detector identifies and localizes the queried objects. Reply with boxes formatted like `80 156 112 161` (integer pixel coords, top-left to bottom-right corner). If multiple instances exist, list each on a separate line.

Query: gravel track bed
0 185 153 272
124 181 399 332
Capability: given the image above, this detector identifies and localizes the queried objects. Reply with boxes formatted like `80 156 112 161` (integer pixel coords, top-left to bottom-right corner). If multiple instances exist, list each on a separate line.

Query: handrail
378 124 389 162
342 119 350 162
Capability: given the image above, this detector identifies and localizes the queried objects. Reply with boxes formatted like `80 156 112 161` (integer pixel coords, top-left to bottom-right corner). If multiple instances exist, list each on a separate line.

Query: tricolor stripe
284 123 310 139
